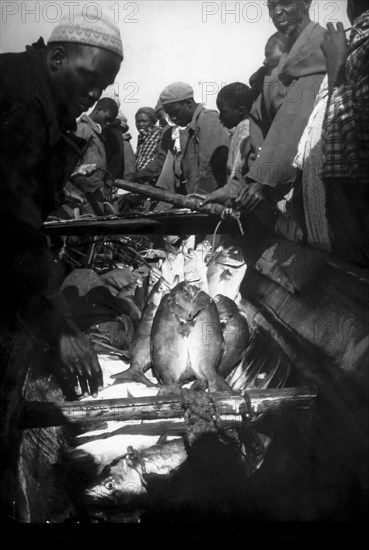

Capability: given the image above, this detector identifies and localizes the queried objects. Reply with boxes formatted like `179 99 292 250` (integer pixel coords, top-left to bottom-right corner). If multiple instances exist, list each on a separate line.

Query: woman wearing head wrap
134 107 163 183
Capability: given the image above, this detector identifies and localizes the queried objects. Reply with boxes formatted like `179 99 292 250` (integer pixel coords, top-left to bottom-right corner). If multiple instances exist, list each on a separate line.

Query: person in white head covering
0 6 123 518
46 7 123 124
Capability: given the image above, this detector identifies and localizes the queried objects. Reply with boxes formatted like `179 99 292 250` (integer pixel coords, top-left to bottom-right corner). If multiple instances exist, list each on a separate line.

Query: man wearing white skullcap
48 8 124 59
0 8 123 518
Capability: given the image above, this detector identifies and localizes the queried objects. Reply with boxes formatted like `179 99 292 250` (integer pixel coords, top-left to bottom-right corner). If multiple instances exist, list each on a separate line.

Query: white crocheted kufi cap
48 7 123 59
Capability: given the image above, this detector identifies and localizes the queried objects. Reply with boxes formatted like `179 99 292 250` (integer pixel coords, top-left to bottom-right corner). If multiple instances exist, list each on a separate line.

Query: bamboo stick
20 388 316 429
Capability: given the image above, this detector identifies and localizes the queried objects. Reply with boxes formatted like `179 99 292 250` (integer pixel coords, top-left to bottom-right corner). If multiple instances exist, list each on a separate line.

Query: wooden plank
73 418 246 445
43 213 236 237
20 388 316 429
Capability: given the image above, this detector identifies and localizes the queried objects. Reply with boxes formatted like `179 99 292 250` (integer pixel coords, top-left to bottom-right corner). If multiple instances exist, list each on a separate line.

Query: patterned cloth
219 119 250 200
322 10 369 185
135 125 162 171
294 76 332 252
227 119 250 182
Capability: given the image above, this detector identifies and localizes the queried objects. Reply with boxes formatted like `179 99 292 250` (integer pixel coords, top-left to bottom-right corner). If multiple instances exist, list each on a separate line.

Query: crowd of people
46 0 369 270
0 0 368 520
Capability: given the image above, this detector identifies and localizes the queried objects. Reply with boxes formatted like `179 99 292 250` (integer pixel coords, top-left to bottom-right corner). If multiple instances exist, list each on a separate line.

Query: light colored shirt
73 114 106 193
214 119 250 200
179 104 230 194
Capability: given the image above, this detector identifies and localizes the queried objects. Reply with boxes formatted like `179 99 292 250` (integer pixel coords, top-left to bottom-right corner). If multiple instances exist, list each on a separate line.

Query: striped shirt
135 125 162 171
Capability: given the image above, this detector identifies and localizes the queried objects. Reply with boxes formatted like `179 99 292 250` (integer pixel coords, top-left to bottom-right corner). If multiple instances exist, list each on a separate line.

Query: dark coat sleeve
0 56 77 319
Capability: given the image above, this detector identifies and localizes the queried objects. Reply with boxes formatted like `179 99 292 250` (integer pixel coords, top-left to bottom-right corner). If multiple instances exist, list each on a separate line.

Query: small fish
133 281 147 312
207 244 247 302
144 268 162 299
214 294 250 378
183 248 209 292
159 251 185 288
151 282 231 392
83 438 187 507
180 235 196 254
111 278 170 386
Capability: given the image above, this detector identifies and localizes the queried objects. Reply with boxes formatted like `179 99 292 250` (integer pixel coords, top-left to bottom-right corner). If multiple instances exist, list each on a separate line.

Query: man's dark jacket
0 39 85 321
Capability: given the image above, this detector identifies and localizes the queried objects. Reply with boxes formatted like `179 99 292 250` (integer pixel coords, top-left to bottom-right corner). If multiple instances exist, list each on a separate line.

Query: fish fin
219 269 232 281
156 433 168 445
189 297 209 321
157 384 182 397
111 368 158 387
208 374 235 393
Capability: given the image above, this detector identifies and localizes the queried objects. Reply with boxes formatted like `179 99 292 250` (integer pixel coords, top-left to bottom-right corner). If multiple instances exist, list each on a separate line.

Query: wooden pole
20 388 316 429
114 179 239 220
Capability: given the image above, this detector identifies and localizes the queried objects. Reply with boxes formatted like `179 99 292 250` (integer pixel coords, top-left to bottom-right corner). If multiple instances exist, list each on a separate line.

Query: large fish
207 244 247 302
214 294 250 378
151 282 231 392
111 278 170 386
83 438 187 507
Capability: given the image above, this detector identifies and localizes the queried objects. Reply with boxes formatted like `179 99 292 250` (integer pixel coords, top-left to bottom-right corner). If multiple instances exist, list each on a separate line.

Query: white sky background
0 1 350 148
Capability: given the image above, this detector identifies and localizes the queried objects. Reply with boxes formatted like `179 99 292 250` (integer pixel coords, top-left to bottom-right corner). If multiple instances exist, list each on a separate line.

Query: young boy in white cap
159 81 230 195
0 7 123 519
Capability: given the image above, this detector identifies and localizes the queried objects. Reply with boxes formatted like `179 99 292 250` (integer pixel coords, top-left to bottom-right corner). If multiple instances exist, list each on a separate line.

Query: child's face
135 113 155 134
217 100 244 130
264 42 283 70
94 109 117 127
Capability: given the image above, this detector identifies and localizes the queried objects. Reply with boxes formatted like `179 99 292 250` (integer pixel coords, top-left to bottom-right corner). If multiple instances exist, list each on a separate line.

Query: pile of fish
62 238 292 518
111 238 249 391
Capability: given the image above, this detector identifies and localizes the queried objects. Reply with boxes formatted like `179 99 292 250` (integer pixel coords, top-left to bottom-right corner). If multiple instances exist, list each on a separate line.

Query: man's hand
71 163 99 178
321 22 348 90
56 327 103 398
200 188 234 207
100 268 142 291
234 181 265 211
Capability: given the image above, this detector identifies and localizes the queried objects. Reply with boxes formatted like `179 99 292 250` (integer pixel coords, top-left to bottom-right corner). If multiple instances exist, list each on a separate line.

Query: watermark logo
201 82 227 104
1 1 140 24
202 1 341 24
202 2 263 24
109 1 139 24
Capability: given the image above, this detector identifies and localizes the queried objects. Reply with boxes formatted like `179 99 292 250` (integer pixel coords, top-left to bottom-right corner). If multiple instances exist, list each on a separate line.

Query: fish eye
105 478 116 490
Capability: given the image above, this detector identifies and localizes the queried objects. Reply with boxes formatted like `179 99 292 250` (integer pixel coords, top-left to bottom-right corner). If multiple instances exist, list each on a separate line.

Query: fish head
209 245 246 268
183 250 209 292
166 281 199 320
172 281 197 301
207 245 247 300
145 271 159 298
148 277 171 306
159 252 185 287
214 294 238 319
84 454 147 507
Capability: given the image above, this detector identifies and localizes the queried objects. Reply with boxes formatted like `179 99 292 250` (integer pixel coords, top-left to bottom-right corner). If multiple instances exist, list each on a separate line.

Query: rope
181 383 220 445
210 211 245 258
